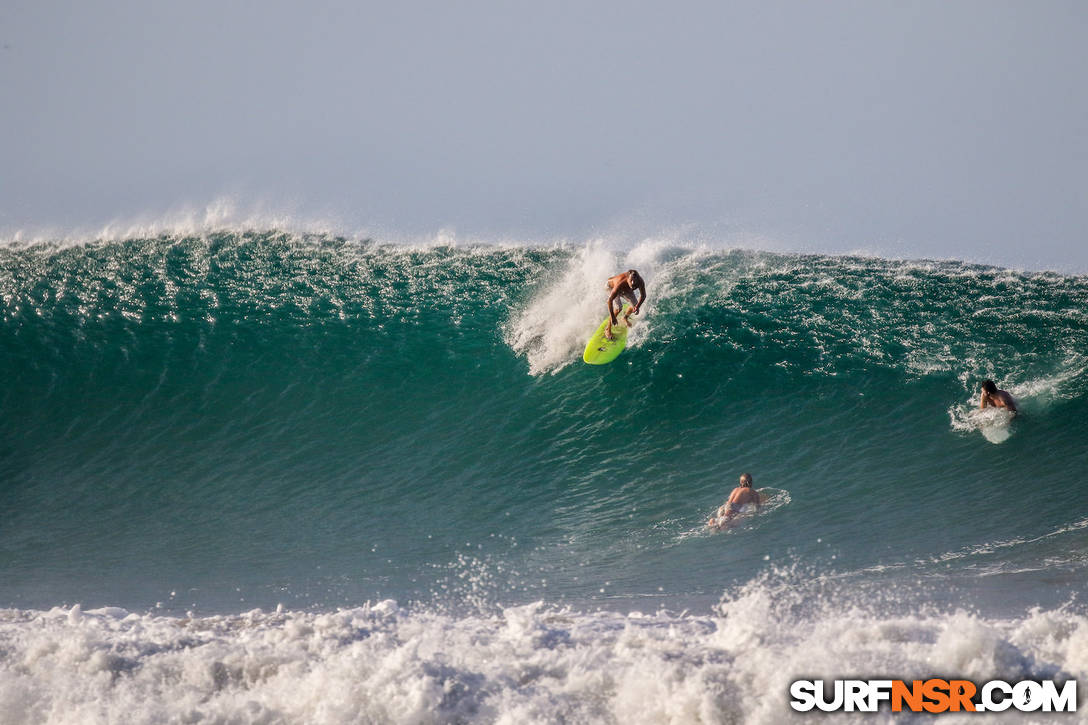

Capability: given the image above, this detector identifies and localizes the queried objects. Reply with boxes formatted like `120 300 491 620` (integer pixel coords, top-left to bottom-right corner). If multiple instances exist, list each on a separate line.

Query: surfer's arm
633 282 647 313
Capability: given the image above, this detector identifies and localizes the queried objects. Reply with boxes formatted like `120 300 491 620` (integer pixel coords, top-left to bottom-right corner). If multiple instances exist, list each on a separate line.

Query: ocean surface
2 230 1087 723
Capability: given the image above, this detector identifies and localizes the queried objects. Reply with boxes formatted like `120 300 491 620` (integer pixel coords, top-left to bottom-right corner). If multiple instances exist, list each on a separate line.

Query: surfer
708 473 762 529
980 380 1018 414
605 269 646 341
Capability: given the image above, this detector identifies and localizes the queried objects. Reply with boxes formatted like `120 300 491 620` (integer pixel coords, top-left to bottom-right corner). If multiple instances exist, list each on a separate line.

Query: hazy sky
2 1 1086 271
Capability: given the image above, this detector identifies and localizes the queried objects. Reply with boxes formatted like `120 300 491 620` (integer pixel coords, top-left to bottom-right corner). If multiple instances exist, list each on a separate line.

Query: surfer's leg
606 299 622 340
621 293 637 325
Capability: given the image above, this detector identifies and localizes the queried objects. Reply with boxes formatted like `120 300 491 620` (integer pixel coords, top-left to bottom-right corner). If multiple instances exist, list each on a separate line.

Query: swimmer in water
980 379 1018 415
708 473 762 529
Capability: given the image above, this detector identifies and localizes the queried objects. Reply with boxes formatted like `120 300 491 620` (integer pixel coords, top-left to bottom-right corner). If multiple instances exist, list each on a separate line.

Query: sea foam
2 571 1085 725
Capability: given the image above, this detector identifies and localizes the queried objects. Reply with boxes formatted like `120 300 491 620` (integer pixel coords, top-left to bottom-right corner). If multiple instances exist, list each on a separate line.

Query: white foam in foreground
2 573 1086 725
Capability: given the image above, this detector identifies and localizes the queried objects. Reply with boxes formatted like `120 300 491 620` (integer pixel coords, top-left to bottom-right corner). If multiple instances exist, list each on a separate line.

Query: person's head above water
982 379 998 394
627 270 641 285
739 473 753 488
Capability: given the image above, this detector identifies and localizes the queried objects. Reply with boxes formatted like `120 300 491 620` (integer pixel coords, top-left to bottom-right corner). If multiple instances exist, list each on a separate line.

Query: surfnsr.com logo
790 679 1077 713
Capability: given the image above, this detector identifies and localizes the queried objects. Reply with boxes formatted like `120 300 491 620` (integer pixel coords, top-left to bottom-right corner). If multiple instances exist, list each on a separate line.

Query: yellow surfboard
582 305 632 365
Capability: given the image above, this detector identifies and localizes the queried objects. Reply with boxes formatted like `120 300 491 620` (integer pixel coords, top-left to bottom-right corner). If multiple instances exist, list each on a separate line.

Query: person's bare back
726 484 761 510
708 473 762 529
980 379 1018 414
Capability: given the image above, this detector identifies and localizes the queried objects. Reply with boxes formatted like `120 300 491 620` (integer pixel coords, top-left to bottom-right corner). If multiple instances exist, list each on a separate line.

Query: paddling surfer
708 473 762 529
605 269 646 341
980 379 1018 415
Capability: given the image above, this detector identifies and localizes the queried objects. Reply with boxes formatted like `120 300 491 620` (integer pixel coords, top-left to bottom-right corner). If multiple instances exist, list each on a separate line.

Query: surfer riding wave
605 270 646 341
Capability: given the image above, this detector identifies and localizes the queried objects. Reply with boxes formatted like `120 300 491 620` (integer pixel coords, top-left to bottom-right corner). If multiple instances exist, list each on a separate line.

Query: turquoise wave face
2 233 1087 613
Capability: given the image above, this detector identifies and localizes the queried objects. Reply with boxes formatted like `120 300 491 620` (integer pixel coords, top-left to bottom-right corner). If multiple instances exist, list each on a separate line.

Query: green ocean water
2 231 1087 615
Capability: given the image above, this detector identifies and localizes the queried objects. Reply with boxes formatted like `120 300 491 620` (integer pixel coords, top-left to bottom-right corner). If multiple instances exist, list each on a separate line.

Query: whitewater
2 229 1087 724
